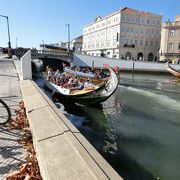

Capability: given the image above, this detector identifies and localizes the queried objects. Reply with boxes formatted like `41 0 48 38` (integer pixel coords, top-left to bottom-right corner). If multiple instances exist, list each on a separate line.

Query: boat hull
45 64 119 105
167 63 180 77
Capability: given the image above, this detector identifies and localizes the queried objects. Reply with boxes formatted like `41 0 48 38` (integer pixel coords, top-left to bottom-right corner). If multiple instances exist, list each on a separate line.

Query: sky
0 0 179 48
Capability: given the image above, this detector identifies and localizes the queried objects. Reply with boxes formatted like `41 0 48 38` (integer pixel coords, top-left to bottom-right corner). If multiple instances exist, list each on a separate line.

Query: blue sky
0 0 179 48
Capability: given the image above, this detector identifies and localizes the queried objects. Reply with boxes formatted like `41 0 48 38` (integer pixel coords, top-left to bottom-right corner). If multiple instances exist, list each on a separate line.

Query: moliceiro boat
167 62 180 77
45 64 119 105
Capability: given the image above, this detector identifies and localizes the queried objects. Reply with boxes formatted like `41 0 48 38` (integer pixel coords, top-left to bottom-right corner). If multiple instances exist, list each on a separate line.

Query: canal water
35 72 180 180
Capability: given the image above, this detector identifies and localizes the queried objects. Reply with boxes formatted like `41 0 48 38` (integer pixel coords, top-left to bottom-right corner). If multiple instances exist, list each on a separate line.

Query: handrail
14 49 73 60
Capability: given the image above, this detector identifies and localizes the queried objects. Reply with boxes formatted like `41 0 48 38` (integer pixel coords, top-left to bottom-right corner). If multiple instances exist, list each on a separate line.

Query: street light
65 24 70 55
16 37 18 48
42 40 45 51
0 15 11 48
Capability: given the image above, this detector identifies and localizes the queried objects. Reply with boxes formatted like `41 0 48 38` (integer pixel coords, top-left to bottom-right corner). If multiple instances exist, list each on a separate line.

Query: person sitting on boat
53 69 61 82
84 78 93 88
78 79 84 90
75 65 81 72
98 68 105 78
73 76 79 87
47 68 53 81
113 65 119 75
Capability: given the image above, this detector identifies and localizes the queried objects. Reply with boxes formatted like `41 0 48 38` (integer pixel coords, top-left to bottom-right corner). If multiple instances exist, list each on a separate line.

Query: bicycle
0 99 11 125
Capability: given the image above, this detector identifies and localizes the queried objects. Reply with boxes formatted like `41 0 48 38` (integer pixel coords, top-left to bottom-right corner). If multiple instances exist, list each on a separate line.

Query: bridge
14 49 73 63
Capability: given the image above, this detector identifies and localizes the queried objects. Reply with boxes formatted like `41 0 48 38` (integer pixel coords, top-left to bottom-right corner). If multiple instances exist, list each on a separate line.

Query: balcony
124 44 135 48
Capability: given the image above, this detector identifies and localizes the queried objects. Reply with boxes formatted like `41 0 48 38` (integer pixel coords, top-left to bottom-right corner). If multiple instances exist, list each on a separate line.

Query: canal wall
13 54 122 179
19 79 122 180
73 54 180 73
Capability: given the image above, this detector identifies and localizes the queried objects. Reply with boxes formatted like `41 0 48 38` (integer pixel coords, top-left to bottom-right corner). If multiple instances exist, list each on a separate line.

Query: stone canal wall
73 54 180 73
20 80 122 180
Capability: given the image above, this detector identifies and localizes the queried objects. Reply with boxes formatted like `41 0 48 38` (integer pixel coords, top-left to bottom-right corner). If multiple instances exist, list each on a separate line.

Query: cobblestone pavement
0 58 26 179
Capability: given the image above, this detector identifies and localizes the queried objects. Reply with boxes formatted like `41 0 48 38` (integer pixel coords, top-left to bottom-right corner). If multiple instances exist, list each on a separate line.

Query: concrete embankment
73 54 180 73
20 80 122 180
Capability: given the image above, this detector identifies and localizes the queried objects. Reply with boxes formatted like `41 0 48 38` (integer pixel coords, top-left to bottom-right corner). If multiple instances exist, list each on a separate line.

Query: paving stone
0 58 26 180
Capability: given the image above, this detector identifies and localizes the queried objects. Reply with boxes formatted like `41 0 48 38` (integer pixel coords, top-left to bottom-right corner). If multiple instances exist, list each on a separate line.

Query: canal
35 72 180 180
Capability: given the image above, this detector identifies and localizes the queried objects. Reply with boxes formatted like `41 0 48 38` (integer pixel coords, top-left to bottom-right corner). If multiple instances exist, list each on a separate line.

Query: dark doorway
137 52 143 60
148 52 154 61
125 52 132 60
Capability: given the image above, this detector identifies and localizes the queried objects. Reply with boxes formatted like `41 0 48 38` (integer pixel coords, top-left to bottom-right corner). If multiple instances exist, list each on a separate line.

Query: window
120 39 124 45
107 20 111 25
147 19 150 24
145 41 148 46
131 27 133 33
140 40 143 46
125 39 128 44
101 39 105 47
178 43 180 49
151 41 153 46
107 40 111 46
169 29 175 36
121 26 124 32
96 40 100 47
96 25 100 29
168 42 173 50
101 22 105 27
135 40 138 45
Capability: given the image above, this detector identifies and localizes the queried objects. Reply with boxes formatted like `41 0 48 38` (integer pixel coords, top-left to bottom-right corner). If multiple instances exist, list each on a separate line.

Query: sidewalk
0 58 26 179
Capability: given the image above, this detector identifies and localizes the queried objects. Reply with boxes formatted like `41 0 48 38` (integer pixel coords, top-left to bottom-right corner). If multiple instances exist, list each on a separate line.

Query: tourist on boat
47 68 53 81
73 76 79 87
98 68 105 78
78 79 84 90
84 78 93 88
75 65 81 72
53 69 61 81
113 65 119 75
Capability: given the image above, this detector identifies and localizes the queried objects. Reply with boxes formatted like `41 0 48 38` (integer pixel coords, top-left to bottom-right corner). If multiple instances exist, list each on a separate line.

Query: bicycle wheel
0 99 11 125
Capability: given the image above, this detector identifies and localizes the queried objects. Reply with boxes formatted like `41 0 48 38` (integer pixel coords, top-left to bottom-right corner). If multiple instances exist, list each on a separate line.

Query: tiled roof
121 7 159 16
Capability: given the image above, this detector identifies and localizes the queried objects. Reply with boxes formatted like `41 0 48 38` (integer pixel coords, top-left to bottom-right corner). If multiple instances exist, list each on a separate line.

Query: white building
70 35 83 53
82 7 162 61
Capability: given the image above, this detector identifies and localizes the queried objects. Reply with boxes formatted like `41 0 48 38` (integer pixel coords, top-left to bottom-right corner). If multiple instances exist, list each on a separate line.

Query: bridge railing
14 49 73 59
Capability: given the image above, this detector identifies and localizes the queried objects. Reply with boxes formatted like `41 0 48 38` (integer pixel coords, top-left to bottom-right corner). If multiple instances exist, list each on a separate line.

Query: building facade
82 7 162 61
70 35 83 53
160 15 180 63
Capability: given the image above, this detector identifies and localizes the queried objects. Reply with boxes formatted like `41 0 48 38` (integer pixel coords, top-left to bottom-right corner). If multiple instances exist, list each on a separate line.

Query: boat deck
70 87 96 95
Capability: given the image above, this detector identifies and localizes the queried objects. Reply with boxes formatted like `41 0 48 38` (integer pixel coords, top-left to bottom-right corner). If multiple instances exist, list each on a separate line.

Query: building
70 35 83 53
82 7 162 61
160 15 180 63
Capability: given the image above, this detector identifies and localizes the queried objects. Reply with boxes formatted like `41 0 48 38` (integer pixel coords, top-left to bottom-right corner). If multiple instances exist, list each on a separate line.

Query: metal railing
14 49 73 60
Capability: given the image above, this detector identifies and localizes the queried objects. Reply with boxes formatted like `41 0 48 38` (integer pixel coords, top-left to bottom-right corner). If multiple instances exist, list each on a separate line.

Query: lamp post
42 40 45 51
16 37 18 48
65 24 70 55
0 15 11 48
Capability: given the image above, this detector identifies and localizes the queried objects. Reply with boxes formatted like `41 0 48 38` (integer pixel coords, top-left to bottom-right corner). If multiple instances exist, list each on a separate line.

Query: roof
121 7 161 16
84 7 162 28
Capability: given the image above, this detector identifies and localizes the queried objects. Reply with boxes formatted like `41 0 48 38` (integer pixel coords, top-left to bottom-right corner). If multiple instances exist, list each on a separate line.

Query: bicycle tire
0 99 11 125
